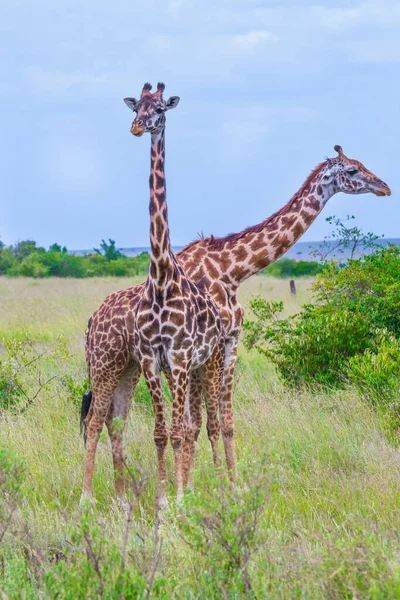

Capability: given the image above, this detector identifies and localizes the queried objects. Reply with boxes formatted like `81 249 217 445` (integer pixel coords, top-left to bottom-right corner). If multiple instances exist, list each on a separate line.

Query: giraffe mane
189 161 327 251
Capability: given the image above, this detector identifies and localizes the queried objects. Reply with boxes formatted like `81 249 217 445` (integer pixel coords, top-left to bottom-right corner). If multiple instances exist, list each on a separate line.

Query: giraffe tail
80 390 92 444
80 318 93 444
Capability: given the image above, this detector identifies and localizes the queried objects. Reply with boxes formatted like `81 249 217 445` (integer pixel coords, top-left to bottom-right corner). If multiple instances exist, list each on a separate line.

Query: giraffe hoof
80 493 97 509
157 495 168 511
113 496 130 514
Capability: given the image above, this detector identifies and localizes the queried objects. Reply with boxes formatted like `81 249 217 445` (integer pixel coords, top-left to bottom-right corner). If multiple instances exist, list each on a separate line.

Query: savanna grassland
1 274 400 599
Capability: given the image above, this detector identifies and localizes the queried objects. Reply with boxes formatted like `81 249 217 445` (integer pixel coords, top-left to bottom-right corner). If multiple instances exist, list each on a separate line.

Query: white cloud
232 30 278 51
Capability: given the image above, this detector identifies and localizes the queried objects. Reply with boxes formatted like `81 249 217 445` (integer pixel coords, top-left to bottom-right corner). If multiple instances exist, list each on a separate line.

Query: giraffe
81 83 224 507
178 144 391 480
82 143 391 499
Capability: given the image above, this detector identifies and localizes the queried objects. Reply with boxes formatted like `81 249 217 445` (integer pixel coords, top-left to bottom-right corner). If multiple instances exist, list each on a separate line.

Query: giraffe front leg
170 366 190 502
219 340 238 477
142 365 168 509
105 362 141 501
182 370 203 489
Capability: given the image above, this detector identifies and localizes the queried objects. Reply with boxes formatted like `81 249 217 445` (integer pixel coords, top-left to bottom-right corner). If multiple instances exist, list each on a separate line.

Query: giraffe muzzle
373 181 391 197
131 123 145 137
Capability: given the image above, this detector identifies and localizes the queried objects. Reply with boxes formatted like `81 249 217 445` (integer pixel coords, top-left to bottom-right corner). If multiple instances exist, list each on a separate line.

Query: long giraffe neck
148 129 177 286
209 164 336 288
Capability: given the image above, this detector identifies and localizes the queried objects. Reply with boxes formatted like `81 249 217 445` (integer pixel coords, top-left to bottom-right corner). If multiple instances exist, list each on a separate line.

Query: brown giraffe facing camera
81 83 224 507
82 123 391 500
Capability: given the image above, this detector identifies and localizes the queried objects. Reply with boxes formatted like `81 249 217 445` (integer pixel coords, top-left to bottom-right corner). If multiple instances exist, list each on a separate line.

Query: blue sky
1 0 399 250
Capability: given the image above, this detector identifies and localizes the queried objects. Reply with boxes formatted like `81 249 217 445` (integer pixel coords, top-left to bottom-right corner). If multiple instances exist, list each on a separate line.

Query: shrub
347 330 400 435
43 505 149 599
314 245 400 335
178 460 270 599
244 246 400 388
44 251 85 278
243 297 372 386
0 335 71 413
18 254 50 278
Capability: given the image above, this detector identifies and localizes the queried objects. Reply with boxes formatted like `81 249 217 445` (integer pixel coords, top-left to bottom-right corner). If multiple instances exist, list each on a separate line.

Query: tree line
0 239 151 278
0 238 322 278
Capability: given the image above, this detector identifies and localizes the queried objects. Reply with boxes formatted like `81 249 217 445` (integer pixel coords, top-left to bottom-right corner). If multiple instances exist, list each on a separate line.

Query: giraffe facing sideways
81 134 391 499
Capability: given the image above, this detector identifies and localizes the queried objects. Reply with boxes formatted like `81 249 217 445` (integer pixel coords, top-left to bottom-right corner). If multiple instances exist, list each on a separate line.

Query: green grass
1 275 400 598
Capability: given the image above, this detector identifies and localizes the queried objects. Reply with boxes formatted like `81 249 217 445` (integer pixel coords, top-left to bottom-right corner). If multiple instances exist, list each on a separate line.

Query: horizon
2 1 399 249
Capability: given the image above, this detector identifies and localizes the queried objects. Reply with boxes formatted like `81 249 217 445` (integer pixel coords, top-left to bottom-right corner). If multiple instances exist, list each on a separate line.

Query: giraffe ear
165 96 180 110
123 97 138 111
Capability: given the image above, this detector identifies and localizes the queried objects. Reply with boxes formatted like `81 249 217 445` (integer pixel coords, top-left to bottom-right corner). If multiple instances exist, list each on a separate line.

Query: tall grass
1 275 399 598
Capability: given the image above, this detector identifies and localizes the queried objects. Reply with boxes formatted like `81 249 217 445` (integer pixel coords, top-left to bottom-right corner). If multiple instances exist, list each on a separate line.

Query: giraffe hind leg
105 362 141 500
219 348 238 477
81 374 121 501
201 343 224 472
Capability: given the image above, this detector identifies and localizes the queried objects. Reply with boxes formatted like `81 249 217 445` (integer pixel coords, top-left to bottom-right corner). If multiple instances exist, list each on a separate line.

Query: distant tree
0 236 150 277
49 243 67 253
94 239 124 261
0 240 5 252
13 240 40 261
0 247 15 274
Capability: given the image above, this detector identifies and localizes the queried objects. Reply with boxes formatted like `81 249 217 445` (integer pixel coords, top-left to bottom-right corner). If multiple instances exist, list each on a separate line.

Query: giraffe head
124 82 180 137
320 145 391 197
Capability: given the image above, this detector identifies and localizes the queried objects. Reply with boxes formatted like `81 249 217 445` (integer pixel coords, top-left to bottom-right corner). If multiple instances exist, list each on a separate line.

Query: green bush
0 335 72 412
179 460 269 599
244 246 400 389
18 254 50 278
314 245 400 335
347 330 400 435
263 257 322 278
244 298 372 386
43 506 149 600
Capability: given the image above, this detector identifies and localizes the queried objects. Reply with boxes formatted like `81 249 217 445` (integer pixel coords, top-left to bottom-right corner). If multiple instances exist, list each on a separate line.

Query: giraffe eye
155 108 164 114
347 168 358 176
